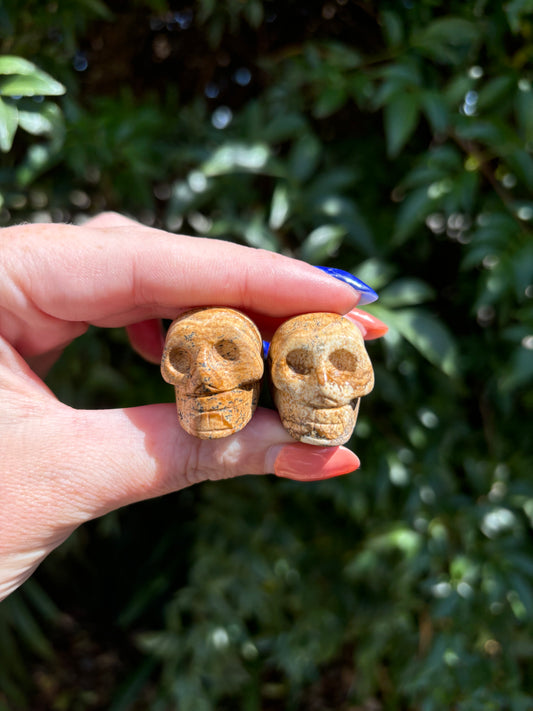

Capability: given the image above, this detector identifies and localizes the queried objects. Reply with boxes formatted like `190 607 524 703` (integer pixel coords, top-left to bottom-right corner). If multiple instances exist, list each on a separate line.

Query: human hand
0 213 387 601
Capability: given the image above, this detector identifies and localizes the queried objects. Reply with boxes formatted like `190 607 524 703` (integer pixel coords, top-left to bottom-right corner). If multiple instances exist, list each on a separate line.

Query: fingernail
344 308 388 340
267 443 360 481
317 266 378 306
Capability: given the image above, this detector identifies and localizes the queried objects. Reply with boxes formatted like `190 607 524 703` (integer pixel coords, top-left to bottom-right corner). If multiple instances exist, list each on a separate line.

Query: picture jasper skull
161 308 264 439
268 313 374 446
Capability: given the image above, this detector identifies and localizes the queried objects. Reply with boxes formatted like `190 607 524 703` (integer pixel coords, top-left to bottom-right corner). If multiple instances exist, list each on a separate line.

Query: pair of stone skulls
161 307 374 446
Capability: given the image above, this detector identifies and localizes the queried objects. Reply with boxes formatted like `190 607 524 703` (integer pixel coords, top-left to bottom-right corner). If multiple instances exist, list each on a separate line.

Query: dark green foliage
1 1 533 708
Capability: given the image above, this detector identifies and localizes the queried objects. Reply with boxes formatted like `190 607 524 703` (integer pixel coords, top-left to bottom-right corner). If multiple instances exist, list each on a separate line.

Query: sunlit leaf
375 305 459 376
202 143 272 176
0 96 18 151
380 278 436 307
352 258 395 291
0 55 37 75
0 72 65 97
300 224 346 263
17 103 60 135
269 183 291 229
244 213 280 251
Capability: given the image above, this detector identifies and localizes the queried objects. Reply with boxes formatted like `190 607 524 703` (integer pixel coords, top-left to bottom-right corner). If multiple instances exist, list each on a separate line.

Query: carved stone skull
268 313 374 446
161 307 264 439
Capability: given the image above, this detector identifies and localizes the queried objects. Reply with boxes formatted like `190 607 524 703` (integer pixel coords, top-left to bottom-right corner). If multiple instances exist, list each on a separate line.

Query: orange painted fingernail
269 443 360 481
344 309 388 340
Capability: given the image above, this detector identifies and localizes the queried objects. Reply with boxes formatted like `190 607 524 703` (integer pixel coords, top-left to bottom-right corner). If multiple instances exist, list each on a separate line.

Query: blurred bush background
1 0 533 708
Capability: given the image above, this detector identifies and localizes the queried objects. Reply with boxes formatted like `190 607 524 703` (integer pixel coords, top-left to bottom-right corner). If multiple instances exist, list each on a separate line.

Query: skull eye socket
216 339 239 361
169 347 191 375
286 348 313 375
329 348 358 372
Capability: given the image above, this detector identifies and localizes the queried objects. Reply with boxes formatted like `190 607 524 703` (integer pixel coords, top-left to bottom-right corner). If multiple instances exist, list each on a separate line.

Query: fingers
344 307 389 340
61 406 359 520
128 306 388 368
82 211 140 228
1 222 362 360
126 319 165 364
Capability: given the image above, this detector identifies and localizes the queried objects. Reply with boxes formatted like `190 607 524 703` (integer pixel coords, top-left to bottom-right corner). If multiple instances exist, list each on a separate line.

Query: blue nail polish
317 266 378 305
263 267 378 357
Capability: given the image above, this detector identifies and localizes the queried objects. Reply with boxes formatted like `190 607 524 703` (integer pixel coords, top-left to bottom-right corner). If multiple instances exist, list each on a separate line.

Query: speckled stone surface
268 312 374 446
161 308 264 439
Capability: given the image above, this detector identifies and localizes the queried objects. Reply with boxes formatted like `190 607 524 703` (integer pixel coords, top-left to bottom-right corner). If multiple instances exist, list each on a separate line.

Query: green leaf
0 73 65 97
269 183 291 230
261 113 307 143
300 224 347 264
75 0 114 20
380 278 436 307
412 18 481 64
421 91 450 133
477 75 516 112
499 344 533 391
8 595 55 660
288 133 322 182
319 40 362 70
0 55 37 75
505 0 533 33
506 149 533 191
384 92 420 158
375 305 459 376
202 143 272 176
394 187 436 243
244 213 280 251
516 83 533 142
381 10 404 47
0 96 18 151
17 108 53 135
15 142 58 187
352 258 395 291
313 85 347 119
245 0 263 27
315 196 375 255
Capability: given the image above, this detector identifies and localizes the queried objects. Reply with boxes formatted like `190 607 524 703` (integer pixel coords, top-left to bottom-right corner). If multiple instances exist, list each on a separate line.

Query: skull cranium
161 308 264 439
268 313 374 446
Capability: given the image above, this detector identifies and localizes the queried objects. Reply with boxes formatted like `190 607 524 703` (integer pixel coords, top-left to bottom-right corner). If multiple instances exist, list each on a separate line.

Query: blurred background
1 0 533 708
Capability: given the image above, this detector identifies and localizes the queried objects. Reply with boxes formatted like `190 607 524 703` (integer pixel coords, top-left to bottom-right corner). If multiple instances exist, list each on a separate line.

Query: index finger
5 224 362 327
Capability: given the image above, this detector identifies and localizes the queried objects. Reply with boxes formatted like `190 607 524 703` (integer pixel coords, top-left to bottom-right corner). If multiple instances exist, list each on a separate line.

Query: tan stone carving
268 313 374 446
161 308 264 439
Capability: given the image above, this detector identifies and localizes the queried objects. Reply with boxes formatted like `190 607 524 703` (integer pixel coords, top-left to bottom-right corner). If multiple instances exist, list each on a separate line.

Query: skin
0 212 387 601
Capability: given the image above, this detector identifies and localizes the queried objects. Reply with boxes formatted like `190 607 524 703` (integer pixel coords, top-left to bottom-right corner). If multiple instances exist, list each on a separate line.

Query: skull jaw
174 384 260 439
274 393 360 447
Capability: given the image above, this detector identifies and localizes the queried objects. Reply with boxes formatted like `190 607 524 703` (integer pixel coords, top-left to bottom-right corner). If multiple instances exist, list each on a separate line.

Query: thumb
0 402 359 600
62 405 360 520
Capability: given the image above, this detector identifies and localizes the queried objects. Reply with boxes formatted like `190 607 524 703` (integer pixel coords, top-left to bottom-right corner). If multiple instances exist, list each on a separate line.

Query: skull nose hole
330 348 358 372
215 339 239 361
169 347 191 375
286 348 313 375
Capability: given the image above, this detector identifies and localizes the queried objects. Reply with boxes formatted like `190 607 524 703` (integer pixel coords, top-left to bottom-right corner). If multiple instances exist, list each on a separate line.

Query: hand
0 213 387 601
